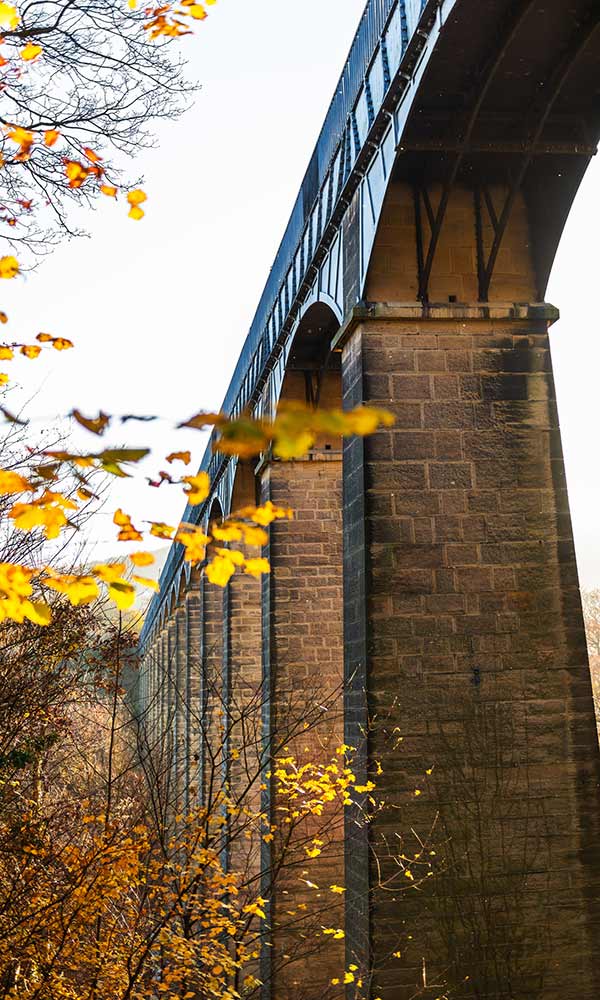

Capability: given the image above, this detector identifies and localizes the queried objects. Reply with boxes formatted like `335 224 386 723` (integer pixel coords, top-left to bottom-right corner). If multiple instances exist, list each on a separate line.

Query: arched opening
201 500 225 809
279 301 343 449
261 300 346 996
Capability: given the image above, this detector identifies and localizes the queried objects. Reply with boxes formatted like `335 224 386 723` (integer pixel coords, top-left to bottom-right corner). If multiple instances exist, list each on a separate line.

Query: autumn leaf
0 256 19 279
129 551 155 567
52 337 73 351
0 347 14 360
24 600 51 625
100 184 118 197
176 525 209 562
6 127 34 161
64 160 92 189
149 521 175 539
20 42 43 61
44 129 60 147
0 469 30 494
0 1 19 28
243 557 270 578
10 499 69 540
113 508 143 542
166 451 191 465
127 188 147 220
182 471 210 505
45 572 99 606
72 409 110 435
20 345 41 359
108 580 136 610
242 899 266 920
132 575 159 591
205 554 236 587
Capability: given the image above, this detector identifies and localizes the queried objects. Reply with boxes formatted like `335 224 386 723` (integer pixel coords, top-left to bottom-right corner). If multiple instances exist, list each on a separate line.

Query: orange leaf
72 409 110 435
166 451 191 465
20 345 41 359
83 146 102 163
44 129 59 147
100 184 118 198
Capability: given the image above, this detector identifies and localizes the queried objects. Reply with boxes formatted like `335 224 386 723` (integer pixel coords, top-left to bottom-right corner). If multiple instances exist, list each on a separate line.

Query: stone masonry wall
260 455 345 1000
341 306 600 1000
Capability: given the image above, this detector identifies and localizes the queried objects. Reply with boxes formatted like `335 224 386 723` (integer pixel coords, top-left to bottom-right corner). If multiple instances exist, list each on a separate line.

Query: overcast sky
2 0 600 587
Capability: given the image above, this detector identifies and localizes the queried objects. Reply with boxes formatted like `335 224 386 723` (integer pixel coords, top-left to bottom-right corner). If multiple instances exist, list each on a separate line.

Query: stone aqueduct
138 1 600 997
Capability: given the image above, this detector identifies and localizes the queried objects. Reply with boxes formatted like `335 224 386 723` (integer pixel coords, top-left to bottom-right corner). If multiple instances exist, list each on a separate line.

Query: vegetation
0 4 402 997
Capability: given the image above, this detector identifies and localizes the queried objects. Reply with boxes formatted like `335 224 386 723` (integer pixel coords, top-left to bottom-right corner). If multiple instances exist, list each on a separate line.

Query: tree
0 0 194 255
581 588 600 656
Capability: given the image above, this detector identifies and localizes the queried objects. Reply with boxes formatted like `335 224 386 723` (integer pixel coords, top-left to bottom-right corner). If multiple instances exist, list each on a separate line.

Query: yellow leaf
129 551 155 567
10 498 69 539
127 189 147 220
108 580 136 610
330 885 346 894
93 562 127 583
273 429 315 460
127 188 147 206
113 507 143 542
0 373 8 385
205 554 235 587
23 600 51 626
20 42 42 61
243 557 270 578
183 471 210 505
0 347 13 360
0 256 19 279
0 1 18 28
0 469 29 494
45 572 99 606
100 184 118 197
132 575 159 592
176 525 210 562
21 345 41 359
150 521 175 539
52 337 73 351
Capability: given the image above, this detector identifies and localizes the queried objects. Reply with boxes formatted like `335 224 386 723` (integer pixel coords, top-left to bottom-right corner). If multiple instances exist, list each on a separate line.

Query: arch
359 0 600 304
278 300 343 448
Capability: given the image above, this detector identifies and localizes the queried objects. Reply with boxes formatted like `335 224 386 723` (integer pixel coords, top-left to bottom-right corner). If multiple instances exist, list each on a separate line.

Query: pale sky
2 0 600 587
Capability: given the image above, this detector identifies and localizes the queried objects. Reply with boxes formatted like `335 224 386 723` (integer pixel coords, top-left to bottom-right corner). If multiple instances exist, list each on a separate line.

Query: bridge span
139 2 600 997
